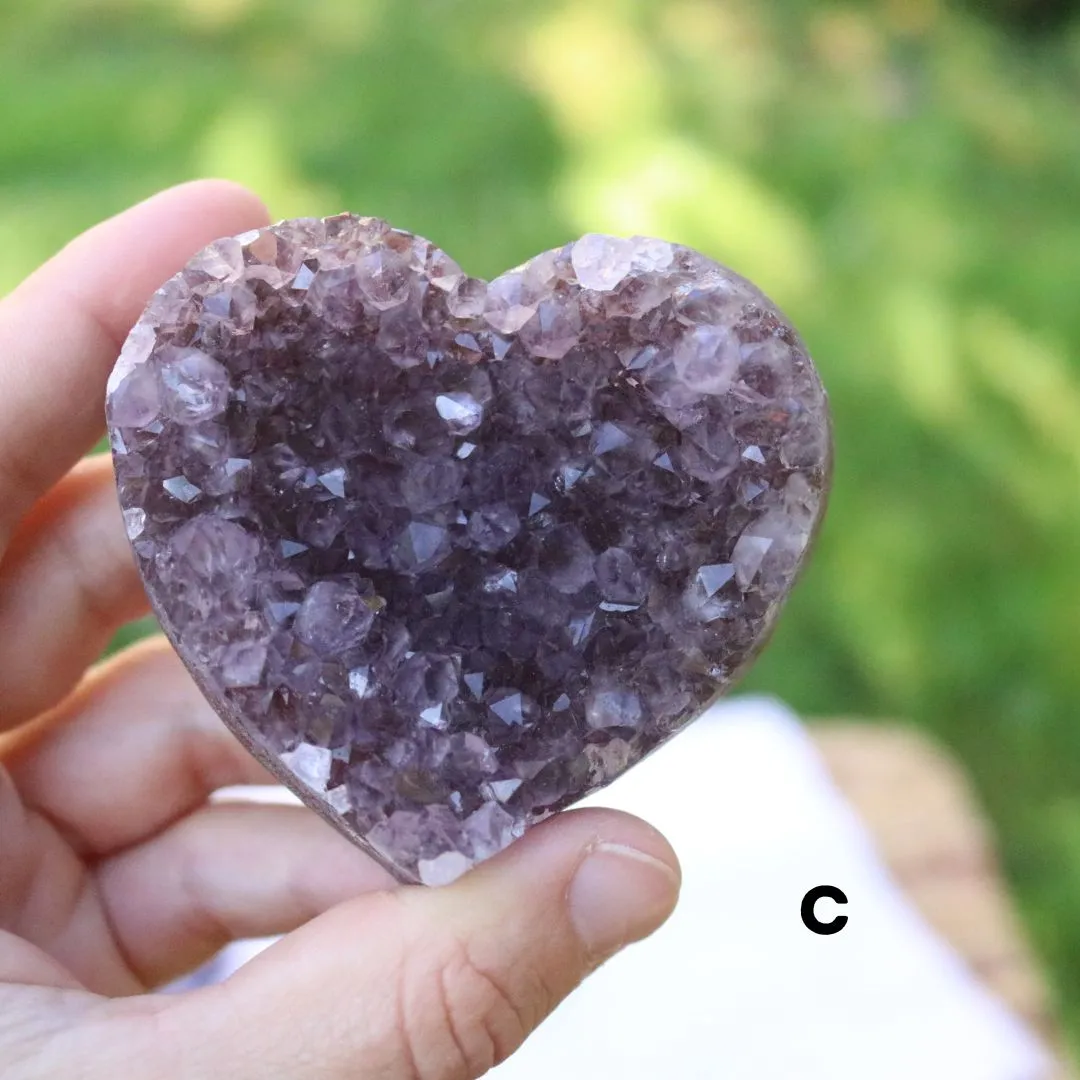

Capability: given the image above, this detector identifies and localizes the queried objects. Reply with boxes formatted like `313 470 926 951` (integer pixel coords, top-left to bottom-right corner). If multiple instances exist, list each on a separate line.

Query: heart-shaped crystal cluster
107 215 830 884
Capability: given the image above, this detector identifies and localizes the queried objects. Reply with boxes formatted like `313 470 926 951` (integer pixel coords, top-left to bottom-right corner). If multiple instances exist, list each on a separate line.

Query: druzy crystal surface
107 216 831 884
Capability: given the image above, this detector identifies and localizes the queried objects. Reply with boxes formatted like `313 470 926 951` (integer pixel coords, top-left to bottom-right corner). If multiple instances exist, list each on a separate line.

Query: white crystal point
571 233 636 291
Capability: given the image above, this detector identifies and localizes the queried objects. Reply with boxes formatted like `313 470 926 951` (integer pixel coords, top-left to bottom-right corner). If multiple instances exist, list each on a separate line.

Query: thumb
169 808 679 1079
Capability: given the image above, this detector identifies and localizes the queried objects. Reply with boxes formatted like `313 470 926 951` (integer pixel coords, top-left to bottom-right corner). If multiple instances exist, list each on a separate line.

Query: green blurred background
3 0 1080 1042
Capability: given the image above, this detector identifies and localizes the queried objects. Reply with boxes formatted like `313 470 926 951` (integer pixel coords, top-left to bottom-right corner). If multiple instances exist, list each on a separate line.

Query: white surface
184 697 1054 1079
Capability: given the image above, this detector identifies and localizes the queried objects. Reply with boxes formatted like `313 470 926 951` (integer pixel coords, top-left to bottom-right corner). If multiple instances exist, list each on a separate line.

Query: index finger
0 180 269 545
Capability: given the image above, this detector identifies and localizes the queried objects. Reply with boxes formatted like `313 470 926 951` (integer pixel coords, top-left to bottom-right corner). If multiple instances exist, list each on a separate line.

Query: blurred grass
3 0 1080 1040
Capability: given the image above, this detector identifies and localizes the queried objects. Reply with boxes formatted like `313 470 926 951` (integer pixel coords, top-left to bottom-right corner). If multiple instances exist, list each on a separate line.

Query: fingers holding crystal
155 808 678 1080
94 801 396 989
4 638 276 855
0 180 268 549
0 455 149 729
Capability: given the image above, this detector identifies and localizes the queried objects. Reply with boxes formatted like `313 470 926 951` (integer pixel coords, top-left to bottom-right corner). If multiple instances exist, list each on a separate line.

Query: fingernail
568 841 680 959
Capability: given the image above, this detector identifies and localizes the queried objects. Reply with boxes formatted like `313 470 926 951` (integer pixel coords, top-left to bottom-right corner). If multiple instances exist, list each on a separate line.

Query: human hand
0 182 680 1079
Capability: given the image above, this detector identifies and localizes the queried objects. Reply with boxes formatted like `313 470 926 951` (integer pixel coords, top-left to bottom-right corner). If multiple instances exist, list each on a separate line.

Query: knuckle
395 935 534 1080
48 503 120 638
0 452 42 533
441 939 530 1070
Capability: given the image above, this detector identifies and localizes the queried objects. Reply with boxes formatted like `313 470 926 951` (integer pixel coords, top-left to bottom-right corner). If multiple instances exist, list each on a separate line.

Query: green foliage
3 0 1080 1039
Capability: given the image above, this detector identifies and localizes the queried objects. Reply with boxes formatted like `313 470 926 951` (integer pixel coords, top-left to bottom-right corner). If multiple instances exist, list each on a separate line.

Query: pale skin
0 181 681 1079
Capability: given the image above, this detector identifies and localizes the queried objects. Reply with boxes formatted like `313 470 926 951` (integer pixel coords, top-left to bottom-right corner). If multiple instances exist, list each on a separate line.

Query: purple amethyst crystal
106 215 831 884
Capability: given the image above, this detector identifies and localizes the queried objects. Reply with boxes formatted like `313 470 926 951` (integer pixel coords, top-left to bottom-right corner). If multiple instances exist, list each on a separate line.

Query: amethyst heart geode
106 215 831 884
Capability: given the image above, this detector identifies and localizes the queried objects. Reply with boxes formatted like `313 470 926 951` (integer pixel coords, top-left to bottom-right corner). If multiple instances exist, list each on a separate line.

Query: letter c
801 886 848 934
